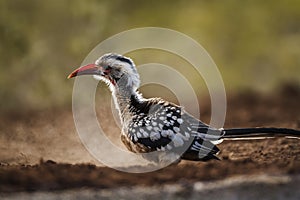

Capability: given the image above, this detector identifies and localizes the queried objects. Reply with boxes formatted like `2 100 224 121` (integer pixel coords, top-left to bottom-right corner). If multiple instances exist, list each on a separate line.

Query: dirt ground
0 84 300 198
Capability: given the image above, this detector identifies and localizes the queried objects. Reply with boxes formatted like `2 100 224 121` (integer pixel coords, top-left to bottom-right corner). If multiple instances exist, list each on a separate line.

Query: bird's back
121 95 222 161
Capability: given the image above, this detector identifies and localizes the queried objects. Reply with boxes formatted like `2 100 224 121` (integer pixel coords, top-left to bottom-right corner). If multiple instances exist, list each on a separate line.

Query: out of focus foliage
1 0 300 112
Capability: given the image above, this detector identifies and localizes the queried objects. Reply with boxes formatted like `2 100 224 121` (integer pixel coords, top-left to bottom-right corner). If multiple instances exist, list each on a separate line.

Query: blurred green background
1 0 300 114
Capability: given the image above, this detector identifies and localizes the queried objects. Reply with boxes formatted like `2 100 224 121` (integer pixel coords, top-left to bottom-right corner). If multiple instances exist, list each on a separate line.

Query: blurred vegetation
0 0 300 113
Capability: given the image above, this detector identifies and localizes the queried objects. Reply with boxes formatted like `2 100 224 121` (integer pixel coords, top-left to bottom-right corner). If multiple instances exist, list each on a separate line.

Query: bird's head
68 53 140 91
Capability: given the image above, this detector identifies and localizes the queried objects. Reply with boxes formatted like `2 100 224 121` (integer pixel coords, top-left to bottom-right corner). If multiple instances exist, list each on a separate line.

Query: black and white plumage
68 53 300 162
122 95 222 161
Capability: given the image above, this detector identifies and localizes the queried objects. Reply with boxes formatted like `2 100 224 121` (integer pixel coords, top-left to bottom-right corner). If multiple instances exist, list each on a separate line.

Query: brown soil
0 84 300 192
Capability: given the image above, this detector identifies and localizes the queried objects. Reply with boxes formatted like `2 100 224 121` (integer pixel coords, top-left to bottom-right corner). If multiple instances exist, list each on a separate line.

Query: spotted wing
127 102 191 151
127 100 222 161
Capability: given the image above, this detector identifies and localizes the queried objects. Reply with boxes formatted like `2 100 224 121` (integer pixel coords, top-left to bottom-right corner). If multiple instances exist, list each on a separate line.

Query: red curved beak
67 63 98 79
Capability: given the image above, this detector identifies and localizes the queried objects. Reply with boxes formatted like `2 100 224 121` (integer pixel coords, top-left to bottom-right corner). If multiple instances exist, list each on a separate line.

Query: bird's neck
112 85 143 124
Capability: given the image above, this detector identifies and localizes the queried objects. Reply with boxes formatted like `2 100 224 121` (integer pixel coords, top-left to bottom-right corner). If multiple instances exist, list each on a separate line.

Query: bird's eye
104 65 111 70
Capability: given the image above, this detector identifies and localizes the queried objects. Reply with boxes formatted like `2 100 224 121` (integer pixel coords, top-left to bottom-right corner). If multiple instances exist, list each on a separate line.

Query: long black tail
222 127 300 139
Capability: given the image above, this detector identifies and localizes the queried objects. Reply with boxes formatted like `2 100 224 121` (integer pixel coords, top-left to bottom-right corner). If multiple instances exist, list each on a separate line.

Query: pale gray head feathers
93 53 140 92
